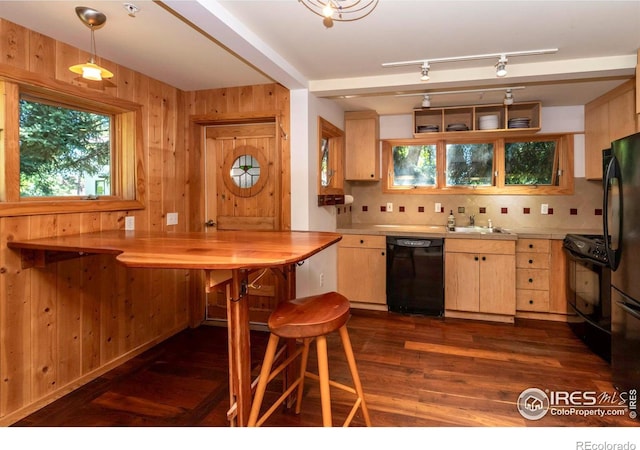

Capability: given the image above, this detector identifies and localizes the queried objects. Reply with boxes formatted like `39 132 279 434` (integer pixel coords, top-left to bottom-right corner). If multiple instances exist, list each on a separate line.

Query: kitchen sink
450 226 509 234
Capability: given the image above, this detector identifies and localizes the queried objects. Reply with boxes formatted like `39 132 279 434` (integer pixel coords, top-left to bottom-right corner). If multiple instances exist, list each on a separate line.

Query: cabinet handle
474 256 479 261
360 239 364 244
529 299 534 304
381 252 385 256
370 174 374 178
529 244 534 249
528 278 534 283
528 259 533 264
482 256 486 261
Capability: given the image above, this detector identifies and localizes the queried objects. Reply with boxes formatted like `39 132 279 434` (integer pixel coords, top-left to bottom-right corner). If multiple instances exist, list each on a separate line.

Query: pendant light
69 6 114 81
299 0 379 28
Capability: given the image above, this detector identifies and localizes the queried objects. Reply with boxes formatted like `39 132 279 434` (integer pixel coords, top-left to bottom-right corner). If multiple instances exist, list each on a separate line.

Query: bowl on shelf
417 124 440 133
446 123 469 132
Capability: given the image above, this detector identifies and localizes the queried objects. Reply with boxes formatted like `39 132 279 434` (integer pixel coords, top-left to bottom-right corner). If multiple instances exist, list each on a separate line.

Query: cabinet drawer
445 239 515 255
339 234 386 249
516 252 550 269
516 239 551 253
516 289 550 312
516 268 549 290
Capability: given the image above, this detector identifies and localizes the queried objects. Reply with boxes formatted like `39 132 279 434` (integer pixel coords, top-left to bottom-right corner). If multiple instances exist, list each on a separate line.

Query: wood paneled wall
0 18 290 425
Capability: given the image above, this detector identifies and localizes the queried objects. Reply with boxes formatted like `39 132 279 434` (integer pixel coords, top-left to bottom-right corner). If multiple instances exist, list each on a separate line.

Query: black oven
563 234 612 362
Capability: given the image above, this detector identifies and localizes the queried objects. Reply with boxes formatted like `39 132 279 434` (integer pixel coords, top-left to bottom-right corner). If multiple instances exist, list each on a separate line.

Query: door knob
205 220 216 227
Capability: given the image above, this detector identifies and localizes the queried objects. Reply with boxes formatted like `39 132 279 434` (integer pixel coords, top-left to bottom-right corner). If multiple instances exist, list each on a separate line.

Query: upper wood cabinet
345 111 380 181
585 79 639 180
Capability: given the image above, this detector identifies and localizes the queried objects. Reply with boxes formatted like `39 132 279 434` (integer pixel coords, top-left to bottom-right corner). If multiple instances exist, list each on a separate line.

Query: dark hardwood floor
13 310 637 428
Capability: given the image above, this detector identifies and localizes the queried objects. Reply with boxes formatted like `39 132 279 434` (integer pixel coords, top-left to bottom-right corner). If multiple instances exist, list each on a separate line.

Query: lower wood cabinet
444 238 516 323
337 234 387 309
515 238 569 320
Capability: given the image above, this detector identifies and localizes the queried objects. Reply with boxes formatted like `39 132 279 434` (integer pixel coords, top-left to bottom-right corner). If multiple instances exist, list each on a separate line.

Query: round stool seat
268 292 350 339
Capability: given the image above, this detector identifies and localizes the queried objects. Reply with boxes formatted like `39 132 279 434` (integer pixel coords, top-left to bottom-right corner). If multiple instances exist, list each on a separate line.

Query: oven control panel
563 234 609 266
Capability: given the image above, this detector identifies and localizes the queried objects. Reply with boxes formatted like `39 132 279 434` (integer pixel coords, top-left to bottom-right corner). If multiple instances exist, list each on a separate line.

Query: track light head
422 95 431 108
504 89 514 105
496 55 508 77
420 62 430 81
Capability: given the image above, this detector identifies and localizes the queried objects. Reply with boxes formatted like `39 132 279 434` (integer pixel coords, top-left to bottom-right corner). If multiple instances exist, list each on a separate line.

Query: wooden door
204 123 280 231
204 122 281 324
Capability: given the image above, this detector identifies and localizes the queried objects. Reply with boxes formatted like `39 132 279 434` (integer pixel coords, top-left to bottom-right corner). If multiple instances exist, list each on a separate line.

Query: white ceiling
1 1 639 115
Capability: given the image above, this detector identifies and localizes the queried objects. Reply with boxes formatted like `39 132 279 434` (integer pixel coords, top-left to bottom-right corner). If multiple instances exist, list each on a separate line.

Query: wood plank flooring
13 310 638 428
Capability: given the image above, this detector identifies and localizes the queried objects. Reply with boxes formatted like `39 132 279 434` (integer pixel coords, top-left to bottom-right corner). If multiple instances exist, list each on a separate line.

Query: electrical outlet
541 204 549 215
319 273 324 287
125 216 135 230
435 202 442 212
167 212 178 226
386 202 393 212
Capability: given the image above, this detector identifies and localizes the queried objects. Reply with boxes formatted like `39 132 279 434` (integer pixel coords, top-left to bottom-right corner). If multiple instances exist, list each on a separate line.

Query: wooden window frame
317 116 344 195
0 77 145 216
382 133 574 195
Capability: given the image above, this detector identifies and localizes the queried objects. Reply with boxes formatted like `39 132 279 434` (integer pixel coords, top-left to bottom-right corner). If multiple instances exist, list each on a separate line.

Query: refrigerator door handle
603 156 622 270
616 300 640 321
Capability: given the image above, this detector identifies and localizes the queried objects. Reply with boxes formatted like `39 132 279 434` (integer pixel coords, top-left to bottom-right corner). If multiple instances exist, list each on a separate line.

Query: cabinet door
445 252 480 312
345 112 380 181
337 246 386 304
479 254 516 315
584 100 609 180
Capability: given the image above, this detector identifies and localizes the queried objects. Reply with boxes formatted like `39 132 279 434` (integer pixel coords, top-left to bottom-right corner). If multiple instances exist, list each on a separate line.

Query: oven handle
617 300 640 321
563 247 609 267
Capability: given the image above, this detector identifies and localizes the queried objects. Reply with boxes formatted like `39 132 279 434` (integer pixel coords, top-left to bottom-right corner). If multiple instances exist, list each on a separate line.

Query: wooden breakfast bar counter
7 229 342 426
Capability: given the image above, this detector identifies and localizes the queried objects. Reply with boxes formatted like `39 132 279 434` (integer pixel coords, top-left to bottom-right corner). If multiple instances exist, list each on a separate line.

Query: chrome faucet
469 215 475 226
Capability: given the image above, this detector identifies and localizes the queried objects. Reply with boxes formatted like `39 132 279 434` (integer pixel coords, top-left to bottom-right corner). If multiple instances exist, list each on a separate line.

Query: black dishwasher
386 236 444 316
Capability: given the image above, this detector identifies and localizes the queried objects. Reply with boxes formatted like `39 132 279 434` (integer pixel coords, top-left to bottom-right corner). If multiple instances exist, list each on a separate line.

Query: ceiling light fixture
420 63 430 82
422 95 431 108
382 48 557 81
504 89 514 105
299 0 379 28
68 6 114 81
495 55 508 77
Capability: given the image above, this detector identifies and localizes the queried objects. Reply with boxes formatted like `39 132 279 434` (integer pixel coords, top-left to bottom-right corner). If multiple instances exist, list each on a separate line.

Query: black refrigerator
604 131 640 403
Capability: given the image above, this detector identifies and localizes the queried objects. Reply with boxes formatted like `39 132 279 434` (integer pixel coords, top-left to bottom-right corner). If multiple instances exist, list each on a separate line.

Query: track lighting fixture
395 86 525 108
504 89 514 105
382 48 557 81
495 55 508 77
420 63 430 81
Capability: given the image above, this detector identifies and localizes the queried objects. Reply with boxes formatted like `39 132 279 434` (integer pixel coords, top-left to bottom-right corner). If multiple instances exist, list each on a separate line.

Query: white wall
290 90 344 297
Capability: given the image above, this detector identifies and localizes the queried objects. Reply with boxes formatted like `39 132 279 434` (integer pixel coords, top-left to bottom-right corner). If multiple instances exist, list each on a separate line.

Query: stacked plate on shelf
417 124 440 133
478 115 499 130
446 123 469 132
508 117 531 129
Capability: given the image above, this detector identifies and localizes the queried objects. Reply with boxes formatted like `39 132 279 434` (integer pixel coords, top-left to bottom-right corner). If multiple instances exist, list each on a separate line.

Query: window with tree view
505 140 558 185
446 143 494 186
19 97 111 197
391 144 437 187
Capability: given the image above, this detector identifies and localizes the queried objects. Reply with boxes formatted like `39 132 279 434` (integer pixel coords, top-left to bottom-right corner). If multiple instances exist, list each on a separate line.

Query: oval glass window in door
230 154 261 188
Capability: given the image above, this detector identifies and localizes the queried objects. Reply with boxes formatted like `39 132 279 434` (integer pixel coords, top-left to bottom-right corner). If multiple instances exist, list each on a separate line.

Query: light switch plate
541 204 549 215
167 212 178 226
386 202 393 212
435 202 442 212
125 216 135 230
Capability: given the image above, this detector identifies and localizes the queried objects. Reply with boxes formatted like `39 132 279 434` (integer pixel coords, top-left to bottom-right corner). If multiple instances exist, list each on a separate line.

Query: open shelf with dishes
413 102 541 136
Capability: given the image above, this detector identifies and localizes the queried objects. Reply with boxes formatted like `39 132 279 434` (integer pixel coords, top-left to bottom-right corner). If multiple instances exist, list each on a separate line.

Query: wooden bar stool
247 291 371 427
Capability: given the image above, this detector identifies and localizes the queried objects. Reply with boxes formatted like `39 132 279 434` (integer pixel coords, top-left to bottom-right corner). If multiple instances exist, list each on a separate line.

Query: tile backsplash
336 178 604 231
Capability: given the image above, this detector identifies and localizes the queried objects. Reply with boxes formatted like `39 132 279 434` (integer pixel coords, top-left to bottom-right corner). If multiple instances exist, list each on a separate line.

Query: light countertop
336 224 603 240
